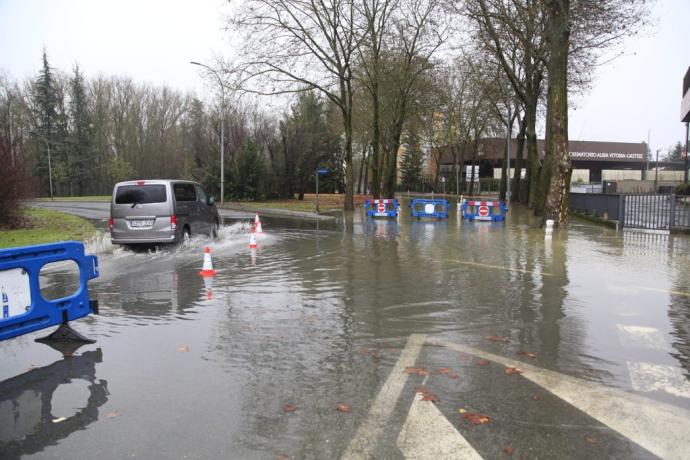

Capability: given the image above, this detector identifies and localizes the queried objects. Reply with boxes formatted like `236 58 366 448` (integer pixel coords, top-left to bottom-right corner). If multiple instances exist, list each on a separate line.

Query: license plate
130 219 153 228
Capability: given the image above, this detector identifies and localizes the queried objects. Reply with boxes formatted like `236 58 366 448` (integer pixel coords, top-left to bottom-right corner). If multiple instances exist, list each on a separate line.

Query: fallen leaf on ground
404 366 429 376
415 385 430 394
463 412 492 425
485 335 509 343
504 367 522 375
52 417 66 423
336 403 351 413
276 455 289 460
283 404 297 413
435 367 452 375
104 411 120 418
503 446 515 454
448 372 460 379
515 350 537 358
357 347 370 356
585 436 598 444
531 394 540 401
458 408 467 414
476 359 490 366
177 346 190 353
421 393 439 403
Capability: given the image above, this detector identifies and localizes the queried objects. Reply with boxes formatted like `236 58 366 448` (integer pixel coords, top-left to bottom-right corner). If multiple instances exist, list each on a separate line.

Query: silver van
109 180 220 245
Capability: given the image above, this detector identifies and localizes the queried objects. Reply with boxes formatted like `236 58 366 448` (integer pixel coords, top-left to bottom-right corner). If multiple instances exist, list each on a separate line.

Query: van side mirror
207 196 215 206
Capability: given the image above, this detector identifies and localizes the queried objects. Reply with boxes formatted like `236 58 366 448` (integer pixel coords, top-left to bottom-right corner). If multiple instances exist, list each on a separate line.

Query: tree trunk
525 100 539 208
357 145 367 195
499 141 508 201
343 83 355 211
512 117 527 202
542 0 571 227
371 80 381 199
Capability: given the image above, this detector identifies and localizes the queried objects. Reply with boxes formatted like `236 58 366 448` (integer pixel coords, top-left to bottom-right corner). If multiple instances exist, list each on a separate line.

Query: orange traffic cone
254 213 263 234
199 246 217 276
249 225 258 249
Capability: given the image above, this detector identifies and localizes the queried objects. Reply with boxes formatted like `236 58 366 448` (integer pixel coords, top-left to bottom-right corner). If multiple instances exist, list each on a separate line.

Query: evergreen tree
400 130 423 191
31 50 59 196
69 64 93 195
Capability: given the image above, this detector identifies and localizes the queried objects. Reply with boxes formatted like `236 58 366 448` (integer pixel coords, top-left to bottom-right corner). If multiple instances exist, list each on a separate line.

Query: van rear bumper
111 235 177 245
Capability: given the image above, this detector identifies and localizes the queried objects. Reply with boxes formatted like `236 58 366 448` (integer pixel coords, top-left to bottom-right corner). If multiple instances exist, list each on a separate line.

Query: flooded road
2 201 690 459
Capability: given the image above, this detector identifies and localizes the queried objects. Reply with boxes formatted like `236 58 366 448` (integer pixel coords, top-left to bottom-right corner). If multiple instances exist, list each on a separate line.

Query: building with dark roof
433 138 648 183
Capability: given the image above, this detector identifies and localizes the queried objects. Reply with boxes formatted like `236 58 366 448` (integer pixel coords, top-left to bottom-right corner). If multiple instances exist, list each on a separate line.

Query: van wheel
180 227 191 244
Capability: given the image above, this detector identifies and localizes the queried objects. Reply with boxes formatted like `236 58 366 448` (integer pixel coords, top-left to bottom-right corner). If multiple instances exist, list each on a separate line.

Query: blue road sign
317 168 331 176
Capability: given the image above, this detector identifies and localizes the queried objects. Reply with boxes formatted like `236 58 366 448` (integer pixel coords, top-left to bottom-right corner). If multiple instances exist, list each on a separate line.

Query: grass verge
34 196 111 202
0 208 97 249
224 194 372 213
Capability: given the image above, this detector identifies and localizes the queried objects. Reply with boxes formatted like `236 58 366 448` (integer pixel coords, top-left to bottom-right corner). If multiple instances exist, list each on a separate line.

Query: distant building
432 138 648 183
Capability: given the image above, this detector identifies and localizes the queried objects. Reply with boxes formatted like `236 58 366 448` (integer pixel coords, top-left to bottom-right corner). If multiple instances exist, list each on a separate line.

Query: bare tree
228 0 361 210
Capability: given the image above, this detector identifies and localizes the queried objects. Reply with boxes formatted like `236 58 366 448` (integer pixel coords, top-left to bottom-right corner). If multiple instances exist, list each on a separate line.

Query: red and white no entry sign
478 205 489 217
378 201 386 212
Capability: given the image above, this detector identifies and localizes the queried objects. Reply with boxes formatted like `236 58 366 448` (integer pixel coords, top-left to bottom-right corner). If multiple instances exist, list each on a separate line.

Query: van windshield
115 185 167 204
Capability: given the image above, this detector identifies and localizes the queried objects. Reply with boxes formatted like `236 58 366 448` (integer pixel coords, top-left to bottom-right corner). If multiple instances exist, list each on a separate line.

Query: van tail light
171 215 177 230
108 217 113 232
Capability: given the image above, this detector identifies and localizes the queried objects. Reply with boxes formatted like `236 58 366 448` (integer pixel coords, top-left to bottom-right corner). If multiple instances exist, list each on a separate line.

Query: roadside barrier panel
0 241 99 342
461 199 507 222
410 199 449 219
364 199 400 218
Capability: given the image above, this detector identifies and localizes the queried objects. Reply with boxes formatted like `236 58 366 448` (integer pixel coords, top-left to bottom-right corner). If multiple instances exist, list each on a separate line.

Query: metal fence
569 193 623 222
569 193 690 231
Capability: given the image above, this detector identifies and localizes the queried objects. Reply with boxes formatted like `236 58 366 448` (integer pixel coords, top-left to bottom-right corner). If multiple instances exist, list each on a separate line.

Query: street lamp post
190 61 225 206
31 132 53 200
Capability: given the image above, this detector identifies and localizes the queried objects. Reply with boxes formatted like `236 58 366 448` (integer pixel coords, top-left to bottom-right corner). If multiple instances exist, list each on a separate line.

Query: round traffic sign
378 201 386 213
478 205 489 217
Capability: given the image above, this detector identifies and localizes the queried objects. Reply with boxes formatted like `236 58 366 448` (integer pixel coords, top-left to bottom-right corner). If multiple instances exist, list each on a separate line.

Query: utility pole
654 149 660 192
683 123 690 185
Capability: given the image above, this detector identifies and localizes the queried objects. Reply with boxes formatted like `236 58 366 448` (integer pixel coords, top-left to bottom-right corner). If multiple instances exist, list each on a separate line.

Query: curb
220 205 337 221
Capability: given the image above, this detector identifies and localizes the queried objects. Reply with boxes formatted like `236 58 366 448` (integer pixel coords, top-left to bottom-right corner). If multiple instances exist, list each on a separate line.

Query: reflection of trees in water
0 349 108 460
667 235 690 374
500 209 589 373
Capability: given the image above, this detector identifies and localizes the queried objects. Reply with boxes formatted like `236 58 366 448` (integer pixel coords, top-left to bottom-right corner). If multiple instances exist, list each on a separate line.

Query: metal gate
622 194 690 231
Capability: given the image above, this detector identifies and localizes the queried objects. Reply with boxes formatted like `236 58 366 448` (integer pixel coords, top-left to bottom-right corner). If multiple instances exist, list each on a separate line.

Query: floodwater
1 201 690 459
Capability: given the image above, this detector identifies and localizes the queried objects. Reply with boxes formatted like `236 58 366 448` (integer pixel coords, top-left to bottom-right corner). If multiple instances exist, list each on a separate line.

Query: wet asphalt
1 200 689 459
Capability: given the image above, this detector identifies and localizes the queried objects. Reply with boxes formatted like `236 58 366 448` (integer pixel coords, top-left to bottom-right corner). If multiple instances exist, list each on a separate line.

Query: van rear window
115 185 167 204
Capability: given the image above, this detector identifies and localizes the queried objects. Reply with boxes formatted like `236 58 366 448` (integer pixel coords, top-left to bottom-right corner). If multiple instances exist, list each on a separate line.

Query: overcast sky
1 0 688 154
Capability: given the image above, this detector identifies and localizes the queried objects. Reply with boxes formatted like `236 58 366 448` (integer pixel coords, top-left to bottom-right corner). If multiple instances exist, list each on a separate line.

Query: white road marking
437 340 690 460
627 361 690 399
341 334 426 459
397 392 483 460
616 324 668 351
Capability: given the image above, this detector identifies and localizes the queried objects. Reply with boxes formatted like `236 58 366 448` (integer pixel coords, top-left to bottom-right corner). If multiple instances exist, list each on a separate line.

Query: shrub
0 136 33 228
676 183 690 196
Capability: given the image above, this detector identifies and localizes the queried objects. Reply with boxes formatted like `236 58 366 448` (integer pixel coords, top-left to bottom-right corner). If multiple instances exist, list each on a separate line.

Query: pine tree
69 64 92 195
400 130 423 191
32 50 59 196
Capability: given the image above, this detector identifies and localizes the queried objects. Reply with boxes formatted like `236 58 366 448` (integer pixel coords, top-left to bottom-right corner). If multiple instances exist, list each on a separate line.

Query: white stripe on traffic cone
199 246 217 276
254 213 263 233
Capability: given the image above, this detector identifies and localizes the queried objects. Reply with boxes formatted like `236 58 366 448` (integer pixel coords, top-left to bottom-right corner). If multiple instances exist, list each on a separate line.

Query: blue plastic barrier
364 198 400 218
461 199 507 222
410 199 450 219
0 241 99 342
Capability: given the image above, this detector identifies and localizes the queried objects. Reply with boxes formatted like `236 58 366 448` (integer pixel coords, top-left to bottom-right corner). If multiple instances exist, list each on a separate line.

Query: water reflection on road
1 202 689 458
